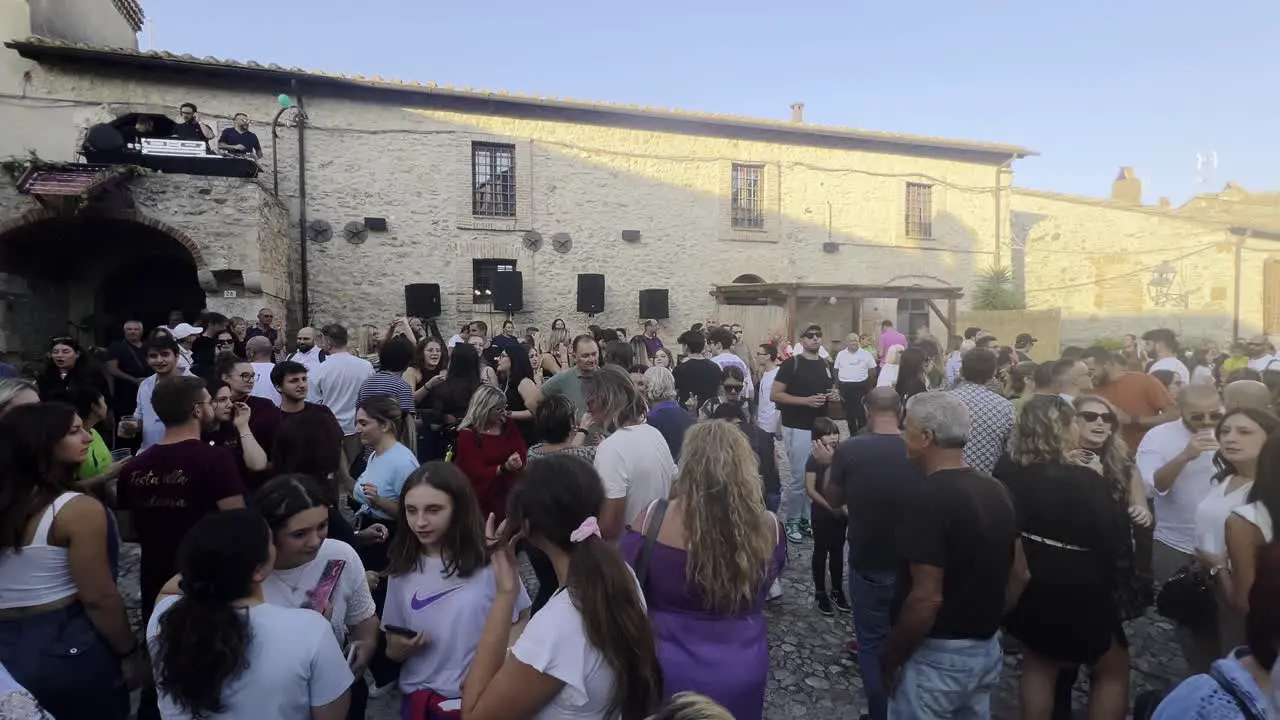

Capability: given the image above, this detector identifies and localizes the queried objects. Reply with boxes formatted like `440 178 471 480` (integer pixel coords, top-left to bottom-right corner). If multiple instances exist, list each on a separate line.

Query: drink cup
117 415 140 439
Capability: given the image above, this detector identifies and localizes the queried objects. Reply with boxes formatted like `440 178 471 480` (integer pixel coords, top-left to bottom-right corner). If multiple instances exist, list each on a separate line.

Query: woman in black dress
993 395 1129 720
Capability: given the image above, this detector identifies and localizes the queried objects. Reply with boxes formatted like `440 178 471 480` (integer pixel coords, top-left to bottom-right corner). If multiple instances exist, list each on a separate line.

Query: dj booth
82 134 259 179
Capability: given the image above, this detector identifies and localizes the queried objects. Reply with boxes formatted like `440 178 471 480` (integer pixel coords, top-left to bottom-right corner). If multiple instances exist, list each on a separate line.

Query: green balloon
277 94 293 109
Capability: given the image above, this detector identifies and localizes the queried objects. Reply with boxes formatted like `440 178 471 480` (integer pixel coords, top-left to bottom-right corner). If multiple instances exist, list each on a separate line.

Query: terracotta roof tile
6 36 1035 158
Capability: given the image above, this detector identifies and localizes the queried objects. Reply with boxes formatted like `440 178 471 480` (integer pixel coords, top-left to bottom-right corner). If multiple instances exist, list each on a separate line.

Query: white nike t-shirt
382 554 531 697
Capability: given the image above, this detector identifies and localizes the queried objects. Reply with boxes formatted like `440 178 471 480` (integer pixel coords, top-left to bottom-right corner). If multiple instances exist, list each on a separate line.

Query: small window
472 142 516 218
905 182 933 238
731 164 765 230
896 299 930 337
472 258 516 305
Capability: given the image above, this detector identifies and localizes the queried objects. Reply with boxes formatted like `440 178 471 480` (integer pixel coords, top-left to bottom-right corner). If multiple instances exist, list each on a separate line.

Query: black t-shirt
218 127 262 155
673 358 721 407
774 354 834 430
891 468 1018 640
173 120 206 142
831 433 923 573
106 340 152 413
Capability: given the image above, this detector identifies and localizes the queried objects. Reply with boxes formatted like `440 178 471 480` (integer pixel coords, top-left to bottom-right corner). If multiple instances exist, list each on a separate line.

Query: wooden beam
784 288 798 345
925 299 953 336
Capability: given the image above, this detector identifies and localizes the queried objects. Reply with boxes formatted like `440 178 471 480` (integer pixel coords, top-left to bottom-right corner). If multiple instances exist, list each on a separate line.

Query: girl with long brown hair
621 420 785 720
463 454 663 720
382 463 530 719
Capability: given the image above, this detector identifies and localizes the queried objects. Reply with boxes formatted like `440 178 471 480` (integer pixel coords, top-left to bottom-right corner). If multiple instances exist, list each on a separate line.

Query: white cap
170 323 203 340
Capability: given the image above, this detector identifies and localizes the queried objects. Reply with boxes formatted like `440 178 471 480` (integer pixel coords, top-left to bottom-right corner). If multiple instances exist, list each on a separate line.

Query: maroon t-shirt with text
117 439 245 617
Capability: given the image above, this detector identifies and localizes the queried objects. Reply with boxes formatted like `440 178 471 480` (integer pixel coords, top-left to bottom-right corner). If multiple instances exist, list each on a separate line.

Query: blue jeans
780 425 811 523
850 567 896 720
0 603 129 720
887 635 1003 720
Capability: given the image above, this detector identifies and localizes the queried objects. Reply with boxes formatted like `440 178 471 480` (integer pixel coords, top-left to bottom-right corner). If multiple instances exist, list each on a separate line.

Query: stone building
1011 169 1280 345
0 2 1034 360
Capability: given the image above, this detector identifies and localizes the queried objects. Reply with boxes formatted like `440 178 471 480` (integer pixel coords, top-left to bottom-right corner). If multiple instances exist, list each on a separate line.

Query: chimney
1158 197 1171 209
790 102 804 123
1111 167 1141 204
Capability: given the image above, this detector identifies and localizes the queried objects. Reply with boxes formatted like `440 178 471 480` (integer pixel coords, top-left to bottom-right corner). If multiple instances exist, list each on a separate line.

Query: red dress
453 418 527 520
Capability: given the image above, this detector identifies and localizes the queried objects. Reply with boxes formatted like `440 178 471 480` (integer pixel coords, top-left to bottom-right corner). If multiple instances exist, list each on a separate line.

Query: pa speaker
577 274 605 314
404 283 441 318
492 271 524 313
638 289 669 320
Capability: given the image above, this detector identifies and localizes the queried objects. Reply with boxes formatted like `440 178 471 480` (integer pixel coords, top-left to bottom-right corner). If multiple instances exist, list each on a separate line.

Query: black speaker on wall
638 289 669 319
492 271 524 312
577 274 605 314
404 283 442 318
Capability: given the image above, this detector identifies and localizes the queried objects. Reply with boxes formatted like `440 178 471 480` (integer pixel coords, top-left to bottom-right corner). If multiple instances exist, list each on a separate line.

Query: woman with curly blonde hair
620 420 786 720
993 395 1131 720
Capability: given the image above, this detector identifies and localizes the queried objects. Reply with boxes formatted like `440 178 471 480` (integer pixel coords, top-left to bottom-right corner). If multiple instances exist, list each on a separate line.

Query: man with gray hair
245 335 280 406
882 392 1026 719
642 366 694 461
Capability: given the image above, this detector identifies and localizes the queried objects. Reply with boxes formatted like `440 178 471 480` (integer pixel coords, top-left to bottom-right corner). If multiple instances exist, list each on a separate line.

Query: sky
141 0 1278 205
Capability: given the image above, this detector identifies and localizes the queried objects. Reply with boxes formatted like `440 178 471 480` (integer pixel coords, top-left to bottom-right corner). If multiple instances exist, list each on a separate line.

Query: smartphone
305 559 347 616
384 624 418 638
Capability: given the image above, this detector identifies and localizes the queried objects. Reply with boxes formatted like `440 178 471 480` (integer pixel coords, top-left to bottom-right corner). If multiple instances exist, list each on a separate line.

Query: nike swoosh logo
411 585 464 611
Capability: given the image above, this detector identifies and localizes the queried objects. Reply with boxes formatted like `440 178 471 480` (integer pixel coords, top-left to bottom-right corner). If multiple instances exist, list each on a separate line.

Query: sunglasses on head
1079 411 1117 425
1188 411 1224 423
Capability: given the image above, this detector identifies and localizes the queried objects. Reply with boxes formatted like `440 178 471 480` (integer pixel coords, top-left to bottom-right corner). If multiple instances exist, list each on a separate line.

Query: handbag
634 499 669 593
1155 563 1216 628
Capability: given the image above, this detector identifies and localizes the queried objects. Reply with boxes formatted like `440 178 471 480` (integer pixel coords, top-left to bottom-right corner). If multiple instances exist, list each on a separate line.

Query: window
472 259 516 305
471 142 516 217
730 163 765 230
897 299 930 337
905 182 933 238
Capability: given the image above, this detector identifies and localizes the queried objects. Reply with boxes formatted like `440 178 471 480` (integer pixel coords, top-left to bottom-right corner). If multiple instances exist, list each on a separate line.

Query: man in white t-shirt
834 333 877 432
309 323 375 464
755 343 781 435
1135 383 1222 671
1142 328 1190 385
1244 334 1280 373
245 336 282 406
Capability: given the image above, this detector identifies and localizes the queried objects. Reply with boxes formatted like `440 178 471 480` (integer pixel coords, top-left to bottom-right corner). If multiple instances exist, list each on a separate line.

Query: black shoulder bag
634 499 669 593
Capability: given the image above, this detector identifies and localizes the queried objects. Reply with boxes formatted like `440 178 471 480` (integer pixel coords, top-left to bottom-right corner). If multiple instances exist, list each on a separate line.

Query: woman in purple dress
621 420 787 720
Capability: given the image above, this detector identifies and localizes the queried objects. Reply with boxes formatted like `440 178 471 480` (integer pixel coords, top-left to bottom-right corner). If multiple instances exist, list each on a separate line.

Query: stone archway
732 273 767 284
0 212 206 356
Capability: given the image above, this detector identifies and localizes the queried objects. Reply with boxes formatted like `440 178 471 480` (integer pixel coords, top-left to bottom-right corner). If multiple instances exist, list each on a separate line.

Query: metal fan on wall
307 219 332 243
344 221 368 245
523 231 543 252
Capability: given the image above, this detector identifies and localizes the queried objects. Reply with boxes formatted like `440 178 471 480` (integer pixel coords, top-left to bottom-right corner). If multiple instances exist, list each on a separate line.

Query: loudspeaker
577 274 605 314
492 271 524 312
638 289 669 319
404 283 442 318
85 123 125 152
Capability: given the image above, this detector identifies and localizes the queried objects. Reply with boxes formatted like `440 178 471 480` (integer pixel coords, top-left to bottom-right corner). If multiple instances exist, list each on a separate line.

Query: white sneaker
767 578 783 601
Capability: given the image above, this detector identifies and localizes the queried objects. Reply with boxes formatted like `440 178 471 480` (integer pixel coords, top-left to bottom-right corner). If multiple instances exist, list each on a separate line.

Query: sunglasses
723 383 744 393
216 339 235 345
804 332 822 339
236 372 256 381
1079 411 1117 425
1188 411 1224 423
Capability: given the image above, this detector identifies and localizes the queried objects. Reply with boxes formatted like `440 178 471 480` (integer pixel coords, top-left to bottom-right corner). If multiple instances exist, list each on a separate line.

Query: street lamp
270 93 303 197
1147 261 1188 308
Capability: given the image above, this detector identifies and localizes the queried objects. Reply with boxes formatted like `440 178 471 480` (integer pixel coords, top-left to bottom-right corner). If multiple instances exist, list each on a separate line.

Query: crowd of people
2 307 1280 720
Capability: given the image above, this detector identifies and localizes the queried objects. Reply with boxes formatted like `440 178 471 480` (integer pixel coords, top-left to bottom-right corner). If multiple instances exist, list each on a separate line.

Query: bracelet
239 432 253 439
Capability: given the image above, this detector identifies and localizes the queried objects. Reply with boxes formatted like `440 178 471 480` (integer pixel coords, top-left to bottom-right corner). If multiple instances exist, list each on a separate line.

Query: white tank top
0 492 81 609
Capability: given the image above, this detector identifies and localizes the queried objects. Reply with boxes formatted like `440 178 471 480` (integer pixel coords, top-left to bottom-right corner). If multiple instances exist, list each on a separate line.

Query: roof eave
5 39 1036 162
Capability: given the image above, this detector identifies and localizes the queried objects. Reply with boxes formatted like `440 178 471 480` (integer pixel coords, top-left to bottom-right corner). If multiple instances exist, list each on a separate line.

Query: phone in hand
384 624 418 638
305 559 347 616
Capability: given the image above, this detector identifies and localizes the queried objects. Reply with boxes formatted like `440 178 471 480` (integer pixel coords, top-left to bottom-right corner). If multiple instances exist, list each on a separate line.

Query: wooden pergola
710 282 964 343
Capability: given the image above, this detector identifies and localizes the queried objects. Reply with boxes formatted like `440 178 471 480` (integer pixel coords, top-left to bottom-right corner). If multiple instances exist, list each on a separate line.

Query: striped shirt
357 371 416 413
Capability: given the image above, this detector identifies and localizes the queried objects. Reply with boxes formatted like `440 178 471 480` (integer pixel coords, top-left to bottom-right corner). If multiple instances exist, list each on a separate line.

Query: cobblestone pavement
120 533 1188 720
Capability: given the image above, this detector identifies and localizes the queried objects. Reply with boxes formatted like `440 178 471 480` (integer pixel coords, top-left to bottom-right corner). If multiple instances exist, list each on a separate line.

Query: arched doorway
0 214 204 352
732 273 767 284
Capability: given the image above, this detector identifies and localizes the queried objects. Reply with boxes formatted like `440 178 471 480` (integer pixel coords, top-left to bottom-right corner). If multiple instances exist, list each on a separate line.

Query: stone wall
1 62 1010 339
1012 189 1278 345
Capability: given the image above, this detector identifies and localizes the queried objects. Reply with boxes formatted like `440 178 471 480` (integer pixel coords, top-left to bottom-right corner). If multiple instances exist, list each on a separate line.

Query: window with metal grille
905 182 934 238
731 164 765 230
471 142 517 217
472 258 516 304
